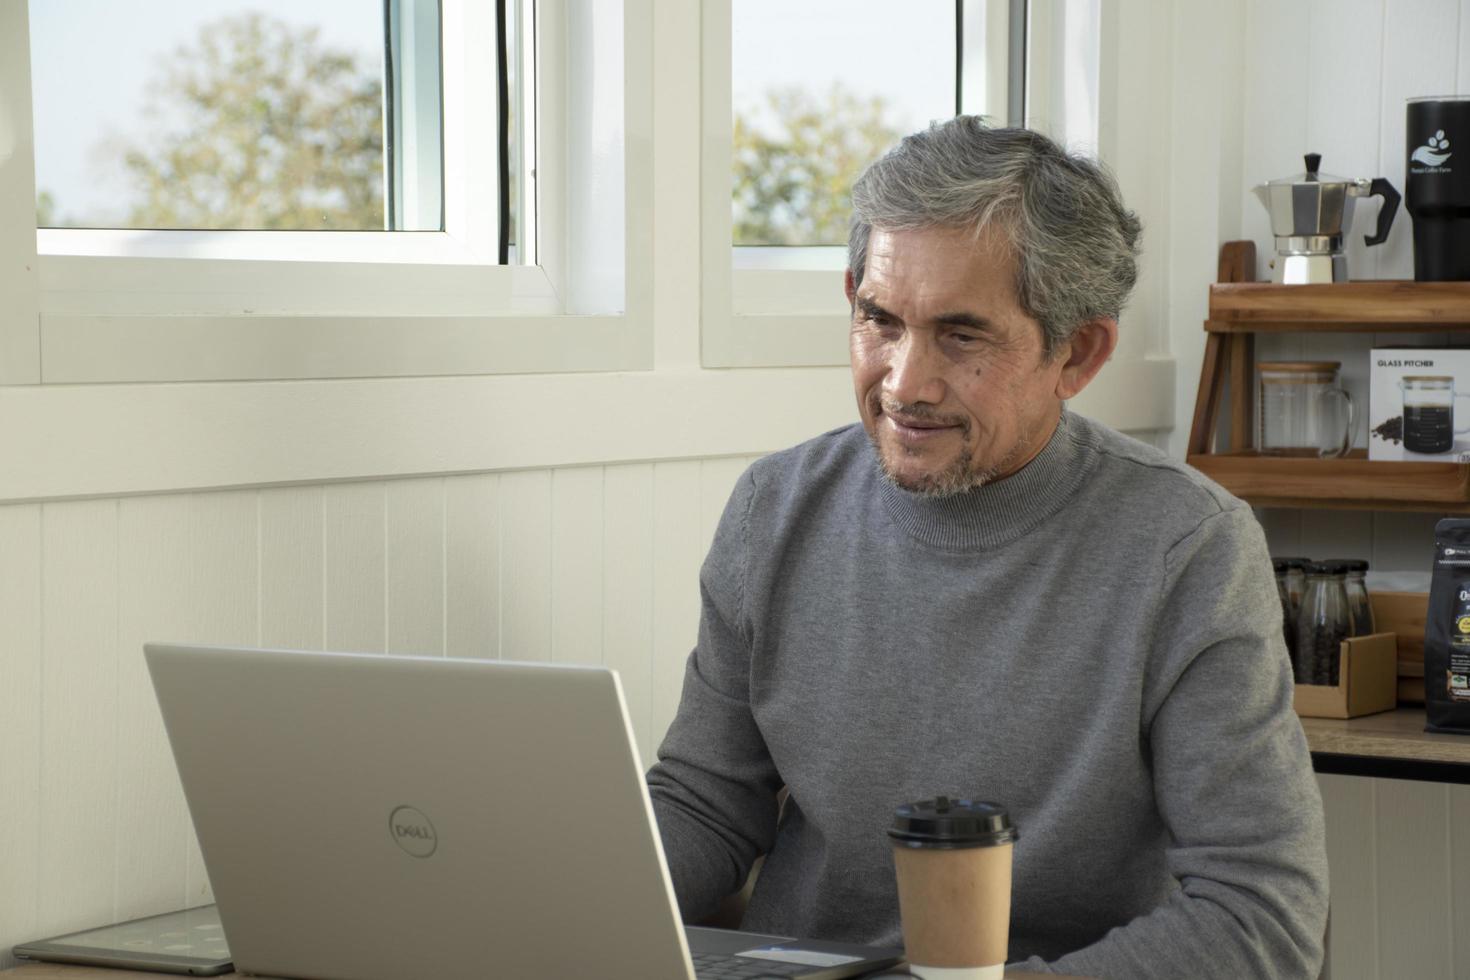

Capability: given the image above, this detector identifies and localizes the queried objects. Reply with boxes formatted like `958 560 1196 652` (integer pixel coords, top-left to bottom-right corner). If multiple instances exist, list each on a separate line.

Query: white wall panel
1317 775 1378 980
1374 780 1452 978
386 478 446 657
1461 0 1470 94
323 483 387 653
1307 0 1386 281
698 457 751 552
1371 511 1442 572
650 462 703 746
1241 0 1310 284
603 463 656 763
180 491 260 906
0 505 42 969
38 500 119 934
1299 508 1374 562
1378 0 1460 280
1452 784 1470 968
551 467 605 665
445 473 500 660
499 470 553 663
260 486 325 650
115 495 193 921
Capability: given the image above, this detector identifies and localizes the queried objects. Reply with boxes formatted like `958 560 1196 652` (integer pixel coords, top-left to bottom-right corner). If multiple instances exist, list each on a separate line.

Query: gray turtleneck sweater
646 412 1328 979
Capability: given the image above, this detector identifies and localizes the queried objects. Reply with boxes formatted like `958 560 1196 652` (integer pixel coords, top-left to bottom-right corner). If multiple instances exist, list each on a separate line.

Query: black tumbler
1408 97 1470 281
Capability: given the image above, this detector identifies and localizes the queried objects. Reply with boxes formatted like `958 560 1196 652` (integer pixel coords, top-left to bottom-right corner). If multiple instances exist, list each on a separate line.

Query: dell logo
388 805 438 858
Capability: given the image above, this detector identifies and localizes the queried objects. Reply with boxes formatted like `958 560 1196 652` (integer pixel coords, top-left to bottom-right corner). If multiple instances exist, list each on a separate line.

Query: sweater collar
874 410 1097 551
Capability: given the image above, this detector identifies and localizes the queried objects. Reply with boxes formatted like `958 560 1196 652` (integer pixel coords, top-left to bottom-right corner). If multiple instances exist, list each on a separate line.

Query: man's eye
949 332 980 345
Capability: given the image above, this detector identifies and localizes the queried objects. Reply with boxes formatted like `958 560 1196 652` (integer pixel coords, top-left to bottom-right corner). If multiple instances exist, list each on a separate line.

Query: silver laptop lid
145 643 695 980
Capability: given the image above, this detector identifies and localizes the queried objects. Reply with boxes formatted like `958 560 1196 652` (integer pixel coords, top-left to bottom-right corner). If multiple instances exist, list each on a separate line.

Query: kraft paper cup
889 797 1017 980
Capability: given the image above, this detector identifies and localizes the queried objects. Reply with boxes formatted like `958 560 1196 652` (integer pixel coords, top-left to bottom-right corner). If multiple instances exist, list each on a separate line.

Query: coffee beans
1372 415 1404 445
1295 622 1346 686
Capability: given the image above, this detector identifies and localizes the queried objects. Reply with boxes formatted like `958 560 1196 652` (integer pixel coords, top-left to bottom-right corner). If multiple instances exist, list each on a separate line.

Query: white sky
29 0 381 223
30 1 964 225
732 0 955 135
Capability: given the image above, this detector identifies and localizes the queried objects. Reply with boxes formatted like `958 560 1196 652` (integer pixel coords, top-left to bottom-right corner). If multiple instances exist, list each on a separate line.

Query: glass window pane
731 0 956 247
29 1 442 232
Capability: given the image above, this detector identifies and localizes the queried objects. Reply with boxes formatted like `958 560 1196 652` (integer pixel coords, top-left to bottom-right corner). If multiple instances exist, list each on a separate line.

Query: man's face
848 224 1067 497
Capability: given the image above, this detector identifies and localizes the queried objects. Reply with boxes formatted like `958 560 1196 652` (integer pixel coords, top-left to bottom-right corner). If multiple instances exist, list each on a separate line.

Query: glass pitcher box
1369 348 1470 461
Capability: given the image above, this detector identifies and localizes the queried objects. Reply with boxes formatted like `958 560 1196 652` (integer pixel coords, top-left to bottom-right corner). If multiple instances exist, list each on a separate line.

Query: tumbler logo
1412 129 1453 168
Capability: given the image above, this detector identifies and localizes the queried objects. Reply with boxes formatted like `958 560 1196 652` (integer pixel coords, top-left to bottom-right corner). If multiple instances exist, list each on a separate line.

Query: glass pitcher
1400 375 1470 455
1257 361 1355 457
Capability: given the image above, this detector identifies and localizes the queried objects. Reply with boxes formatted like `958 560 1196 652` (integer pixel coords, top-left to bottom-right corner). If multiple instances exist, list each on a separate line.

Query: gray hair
848 117 1141 356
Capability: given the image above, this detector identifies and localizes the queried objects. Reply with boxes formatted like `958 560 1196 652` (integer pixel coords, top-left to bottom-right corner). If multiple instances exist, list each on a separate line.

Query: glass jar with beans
1294 560 1356 686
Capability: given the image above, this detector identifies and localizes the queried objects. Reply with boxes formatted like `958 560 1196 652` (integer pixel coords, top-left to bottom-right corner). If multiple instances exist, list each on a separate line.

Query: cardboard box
1293 632 1399 719
1369 348 1470 461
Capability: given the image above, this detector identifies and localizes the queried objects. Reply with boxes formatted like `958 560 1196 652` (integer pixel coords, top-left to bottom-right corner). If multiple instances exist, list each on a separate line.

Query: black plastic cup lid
888 797 1017 849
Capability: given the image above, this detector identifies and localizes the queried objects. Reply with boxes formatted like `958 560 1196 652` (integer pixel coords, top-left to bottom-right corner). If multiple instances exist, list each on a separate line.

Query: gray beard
868 421 1035 500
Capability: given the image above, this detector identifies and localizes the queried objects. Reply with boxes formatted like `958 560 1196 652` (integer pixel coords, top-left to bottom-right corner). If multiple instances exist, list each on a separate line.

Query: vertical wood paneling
603 463 656 763
38 500 119 934
1451 784 1470 970
181 491 260 906
259 486 325 649
386 478 446 656
1300 508 1375 561
1318 774 1378 980
1242 0 1311 283
323 483 386 653
1371 511 1441 572
1375 779 1452 978
1461 0 1470 93
499 470 553 662
698 458 750 556
0 505 42 968
445 473 500 660
1255 507 1304 556
551 467 605 665
1378 0 1461 280
650 461 702 746
114 496 193 920
1307 0 1386 281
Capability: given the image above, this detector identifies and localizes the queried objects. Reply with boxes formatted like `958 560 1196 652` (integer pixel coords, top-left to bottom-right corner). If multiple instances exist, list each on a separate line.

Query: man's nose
884 331 947 406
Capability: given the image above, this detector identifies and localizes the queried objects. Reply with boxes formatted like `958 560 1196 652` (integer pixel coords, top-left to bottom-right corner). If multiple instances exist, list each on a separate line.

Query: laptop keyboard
691 951 811 978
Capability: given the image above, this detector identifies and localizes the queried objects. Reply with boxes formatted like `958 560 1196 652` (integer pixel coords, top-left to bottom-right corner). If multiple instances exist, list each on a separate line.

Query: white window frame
696 0 1173 437
700 0 1014 369
1 0 654 385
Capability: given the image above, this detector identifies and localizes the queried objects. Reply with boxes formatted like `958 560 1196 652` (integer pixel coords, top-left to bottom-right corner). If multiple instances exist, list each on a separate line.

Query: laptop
144 643 903 980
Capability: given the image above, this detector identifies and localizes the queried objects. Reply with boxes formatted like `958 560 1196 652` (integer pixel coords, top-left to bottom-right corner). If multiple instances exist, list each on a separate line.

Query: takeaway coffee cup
888 797 1017 980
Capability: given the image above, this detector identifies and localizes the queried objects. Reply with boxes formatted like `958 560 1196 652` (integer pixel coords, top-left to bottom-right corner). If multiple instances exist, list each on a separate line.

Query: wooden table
3 963 1081 979
1301 707 1470 783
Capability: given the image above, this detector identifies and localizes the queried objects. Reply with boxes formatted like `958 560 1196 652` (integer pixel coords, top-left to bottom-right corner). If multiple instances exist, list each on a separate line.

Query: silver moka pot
1252 153 1401 283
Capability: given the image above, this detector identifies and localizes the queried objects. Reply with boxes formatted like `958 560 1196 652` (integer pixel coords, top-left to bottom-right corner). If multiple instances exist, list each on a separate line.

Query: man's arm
645 467 784 924
1016 506 1329 979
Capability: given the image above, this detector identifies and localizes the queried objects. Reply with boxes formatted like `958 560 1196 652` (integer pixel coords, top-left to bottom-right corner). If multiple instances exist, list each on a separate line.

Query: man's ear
844 269 856 308
1053 318 1119 401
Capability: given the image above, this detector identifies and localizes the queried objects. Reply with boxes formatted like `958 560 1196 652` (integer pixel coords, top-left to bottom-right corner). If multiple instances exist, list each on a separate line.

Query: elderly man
646 118 1328 978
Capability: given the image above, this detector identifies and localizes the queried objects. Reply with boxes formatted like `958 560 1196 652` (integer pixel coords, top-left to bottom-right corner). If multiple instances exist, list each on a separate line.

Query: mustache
872 395 972 433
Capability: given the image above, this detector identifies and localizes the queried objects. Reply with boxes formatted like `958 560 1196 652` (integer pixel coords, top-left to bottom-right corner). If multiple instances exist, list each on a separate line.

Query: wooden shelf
1208 279 1470 332
1186 450 1470 511
1189 243 1470 512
